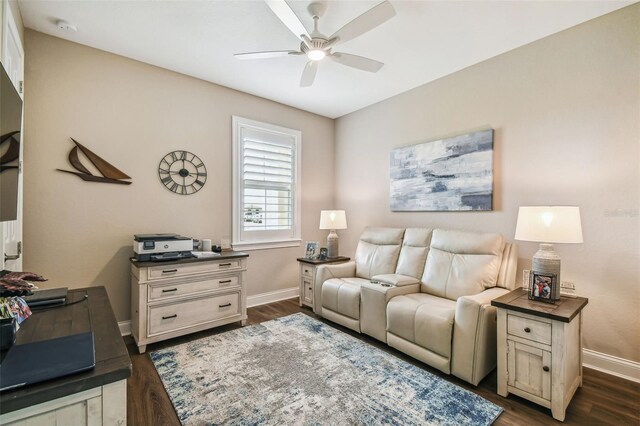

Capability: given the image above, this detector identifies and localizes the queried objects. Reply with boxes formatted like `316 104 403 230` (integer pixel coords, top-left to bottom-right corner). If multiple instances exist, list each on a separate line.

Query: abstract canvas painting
390 129 493 211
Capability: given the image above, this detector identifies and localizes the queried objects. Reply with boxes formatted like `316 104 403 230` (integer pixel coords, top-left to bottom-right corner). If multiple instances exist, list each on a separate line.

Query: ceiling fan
235 0 396 87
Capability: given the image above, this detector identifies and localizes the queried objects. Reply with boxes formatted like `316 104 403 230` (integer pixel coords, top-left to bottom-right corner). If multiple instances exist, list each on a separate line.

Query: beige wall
23 30 334 321
334 5 639 362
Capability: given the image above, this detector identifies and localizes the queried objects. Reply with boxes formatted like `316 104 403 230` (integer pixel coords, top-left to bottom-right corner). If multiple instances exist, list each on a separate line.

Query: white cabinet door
507 339 551 400
1 0 24 271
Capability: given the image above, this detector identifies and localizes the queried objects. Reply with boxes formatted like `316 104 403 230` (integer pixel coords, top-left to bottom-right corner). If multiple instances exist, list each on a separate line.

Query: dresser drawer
147 260 241 280
148 292 240 336
301 264 314 279
148 275 239 301
507 313 551 345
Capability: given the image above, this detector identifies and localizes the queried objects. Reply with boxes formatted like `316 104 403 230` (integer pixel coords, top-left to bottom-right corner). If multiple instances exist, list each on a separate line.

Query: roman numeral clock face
158 151 207 195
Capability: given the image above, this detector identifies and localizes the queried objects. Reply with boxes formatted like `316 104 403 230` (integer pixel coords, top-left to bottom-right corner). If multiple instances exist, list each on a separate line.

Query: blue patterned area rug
150 313 503 425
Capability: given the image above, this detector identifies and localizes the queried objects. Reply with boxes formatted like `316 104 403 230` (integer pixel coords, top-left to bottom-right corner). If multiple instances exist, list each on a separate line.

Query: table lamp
514 206 583 300
319 210 347 258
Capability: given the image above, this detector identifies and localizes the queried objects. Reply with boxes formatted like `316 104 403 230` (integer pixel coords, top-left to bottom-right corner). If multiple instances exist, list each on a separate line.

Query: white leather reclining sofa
315 227 518 386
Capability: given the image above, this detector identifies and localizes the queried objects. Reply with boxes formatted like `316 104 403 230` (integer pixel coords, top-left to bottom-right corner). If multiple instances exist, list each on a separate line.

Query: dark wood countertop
491 288 588 323
296 256 351 265
0 287 132 414
130 250 249 268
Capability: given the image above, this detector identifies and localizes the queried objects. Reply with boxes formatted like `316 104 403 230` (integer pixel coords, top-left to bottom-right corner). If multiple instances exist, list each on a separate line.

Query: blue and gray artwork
390 129 493 211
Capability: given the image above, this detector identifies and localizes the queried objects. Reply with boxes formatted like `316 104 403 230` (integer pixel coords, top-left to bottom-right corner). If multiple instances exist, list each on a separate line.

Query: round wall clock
158 150 207 195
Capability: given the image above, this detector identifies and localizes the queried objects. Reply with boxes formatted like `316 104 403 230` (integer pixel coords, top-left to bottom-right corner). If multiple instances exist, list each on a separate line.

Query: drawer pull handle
162 314 177 320
543 366 550 372
219 280 232 284
524 327 531 333
219 263 232 267
219 303 232 308
162 288 178 293
162 269 178 274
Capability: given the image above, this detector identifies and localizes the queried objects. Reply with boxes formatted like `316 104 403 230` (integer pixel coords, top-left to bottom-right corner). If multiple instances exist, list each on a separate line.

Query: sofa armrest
361 282 420 297
313 261 356 315
371 274 420 287
360 283 420 342
451 287 510 385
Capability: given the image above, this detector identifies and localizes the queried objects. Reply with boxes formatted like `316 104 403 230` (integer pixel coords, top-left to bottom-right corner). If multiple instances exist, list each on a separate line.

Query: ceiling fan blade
265 0 310 42
235 50 301 60
329 52 384 73
300 61 318 87
330 1 396 45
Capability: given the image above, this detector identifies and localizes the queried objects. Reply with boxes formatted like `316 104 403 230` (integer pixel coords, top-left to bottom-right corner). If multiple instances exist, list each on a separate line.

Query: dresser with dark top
130 251 249 353
0 286 131 425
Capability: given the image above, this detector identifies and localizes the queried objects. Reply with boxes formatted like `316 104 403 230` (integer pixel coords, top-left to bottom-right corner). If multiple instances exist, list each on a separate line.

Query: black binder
0 331 95 392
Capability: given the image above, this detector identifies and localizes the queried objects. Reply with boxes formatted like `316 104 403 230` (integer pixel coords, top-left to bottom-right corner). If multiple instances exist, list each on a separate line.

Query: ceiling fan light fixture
307 49 326 61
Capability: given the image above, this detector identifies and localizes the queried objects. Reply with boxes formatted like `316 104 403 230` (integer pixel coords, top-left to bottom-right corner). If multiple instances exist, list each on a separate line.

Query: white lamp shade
319 210 347 230
515 206 583 244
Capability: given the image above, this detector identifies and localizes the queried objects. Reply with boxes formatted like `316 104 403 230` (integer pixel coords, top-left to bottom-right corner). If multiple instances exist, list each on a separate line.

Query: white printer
133 234 194 262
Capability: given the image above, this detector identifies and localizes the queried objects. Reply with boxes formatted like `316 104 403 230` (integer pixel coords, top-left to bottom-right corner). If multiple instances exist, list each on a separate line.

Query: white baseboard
247 286 299 308
118 320 131 337
583 348 640 383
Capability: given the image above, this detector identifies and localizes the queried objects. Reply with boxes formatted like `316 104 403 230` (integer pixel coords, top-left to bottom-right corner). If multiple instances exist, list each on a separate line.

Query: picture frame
305 241 318 259
318 247 328 260
528 272 557 303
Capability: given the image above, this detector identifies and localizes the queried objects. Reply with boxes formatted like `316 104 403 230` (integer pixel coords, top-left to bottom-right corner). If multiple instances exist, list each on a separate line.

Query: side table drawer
507 313 551 345
148 260 241 280
148 275 239 301
148 292 240 336
301 264 314 279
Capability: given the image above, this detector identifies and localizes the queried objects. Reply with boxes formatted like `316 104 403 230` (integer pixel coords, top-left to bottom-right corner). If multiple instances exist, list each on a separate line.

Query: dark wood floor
126 298 640 426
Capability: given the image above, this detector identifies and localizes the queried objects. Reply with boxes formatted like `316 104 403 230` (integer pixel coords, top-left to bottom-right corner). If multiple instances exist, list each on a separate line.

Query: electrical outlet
560 281 577 298
522 269 530 290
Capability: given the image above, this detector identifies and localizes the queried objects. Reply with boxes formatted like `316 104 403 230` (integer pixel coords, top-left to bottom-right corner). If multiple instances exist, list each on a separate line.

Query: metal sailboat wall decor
56 138 132 185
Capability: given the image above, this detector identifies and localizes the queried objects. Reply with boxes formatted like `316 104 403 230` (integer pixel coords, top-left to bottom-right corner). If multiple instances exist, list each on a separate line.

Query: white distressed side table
492 288 588 422
296 256 350 309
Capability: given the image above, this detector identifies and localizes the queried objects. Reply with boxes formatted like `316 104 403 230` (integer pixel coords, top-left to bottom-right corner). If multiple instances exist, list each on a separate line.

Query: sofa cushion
354 228 404 279
321 278 369 320
395 228 433 279
387 293 456 359
421 229 505 301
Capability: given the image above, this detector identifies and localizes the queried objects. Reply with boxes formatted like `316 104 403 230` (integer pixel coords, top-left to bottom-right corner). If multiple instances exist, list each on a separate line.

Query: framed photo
318 247 328 260
305 241 318 259
528 272 557 303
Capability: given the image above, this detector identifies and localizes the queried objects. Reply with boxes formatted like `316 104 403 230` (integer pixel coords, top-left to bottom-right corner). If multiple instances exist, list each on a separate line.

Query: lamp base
326 230 339 258
532 243 561 300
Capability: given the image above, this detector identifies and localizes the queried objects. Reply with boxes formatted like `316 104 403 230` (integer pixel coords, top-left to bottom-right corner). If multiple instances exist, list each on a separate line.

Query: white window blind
242 139 294 232
232 116 301 250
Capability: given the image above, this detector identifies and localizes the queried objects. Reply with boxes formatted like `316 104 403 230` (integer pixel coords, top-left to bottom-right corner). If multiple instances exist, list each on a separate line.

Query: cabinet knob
524 327 531 333
543 366 550 372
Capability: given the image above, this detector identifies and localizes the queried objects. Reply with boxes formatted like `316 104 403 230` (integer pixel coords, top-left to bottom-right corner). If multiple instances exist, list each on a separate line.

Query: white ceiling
18 0 633 119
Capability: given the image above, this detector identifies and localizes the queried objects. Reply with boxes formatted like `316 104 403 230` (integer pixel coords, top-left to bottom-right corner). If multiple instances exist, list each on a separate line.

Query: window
232 116 301 250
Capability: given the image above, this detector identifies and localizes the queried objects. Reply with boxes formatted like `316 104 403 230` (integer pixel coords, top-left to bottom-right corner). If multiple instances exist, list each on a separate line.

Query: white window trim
232 116 302 251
